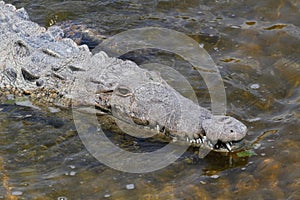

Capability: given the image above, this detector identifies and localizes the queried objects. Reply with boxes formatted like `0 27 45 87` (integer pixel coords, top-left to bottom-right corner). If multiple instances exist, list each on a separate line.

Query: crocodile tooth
186 137 189 142
229 142 233 146
225 143 232 151
156 125 159 133
197 139 202 144
190 139 196 144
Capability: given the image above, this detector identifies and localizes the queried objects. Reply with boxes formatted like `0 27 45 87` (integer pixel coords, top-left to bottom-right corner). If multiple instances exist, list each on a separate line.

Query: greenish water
1 0 300 199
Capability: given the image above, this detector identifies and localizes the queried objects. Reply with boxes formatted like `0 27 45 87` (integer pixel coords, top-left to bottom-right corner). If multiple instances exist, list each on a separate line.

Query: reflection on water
2 0 300 199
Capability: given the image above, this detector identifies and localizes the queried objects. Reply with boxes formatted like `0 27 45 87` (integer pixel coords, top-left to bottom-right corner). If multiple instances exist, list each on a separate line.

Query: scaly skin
0 2 247 152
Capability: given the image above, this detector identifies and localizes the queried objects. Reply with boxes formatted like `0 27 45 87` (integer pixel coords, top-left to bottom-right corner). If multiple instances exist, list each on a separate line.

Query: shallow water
1 0 300 199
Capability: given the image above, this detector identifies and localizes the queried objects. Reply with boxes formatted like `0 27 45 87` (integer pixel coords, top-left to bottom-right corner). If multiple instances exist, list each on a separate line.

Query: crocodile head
201 115 247 152
106 85 248 152
73 52 247 153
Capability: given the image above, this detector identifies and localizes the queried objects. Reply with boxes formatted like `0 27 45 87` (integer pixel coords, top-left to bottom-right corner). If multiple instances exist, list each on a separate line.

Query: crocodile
0 2 247 152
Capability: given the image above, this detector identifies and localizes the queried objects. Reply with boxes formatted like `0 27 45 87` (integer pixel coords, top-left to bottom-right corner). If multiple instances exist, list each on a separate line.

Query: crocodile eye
115 86 132 97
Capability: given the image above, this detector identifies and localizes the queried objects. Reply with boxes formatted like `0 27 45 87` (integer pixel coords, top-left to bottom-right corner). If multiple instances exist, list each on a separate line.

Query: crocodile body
0 2 247 152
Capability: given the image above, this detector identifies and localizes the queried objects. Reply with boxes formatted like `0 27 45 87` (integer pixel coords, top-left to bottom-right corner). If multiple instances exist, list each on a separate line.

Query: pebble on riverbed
69 171 76 176
11 191 23 196
250 83 260 89
210 175 220 179
126 184 135 190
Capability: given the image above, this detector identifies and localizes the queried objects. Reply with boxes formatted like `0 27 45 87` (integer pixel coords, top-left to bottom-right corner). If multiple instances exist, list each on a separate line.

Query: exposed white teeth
225 143 232 151
186 137 206 145
156 125 160 133
185 136 234 151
